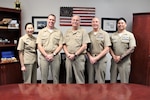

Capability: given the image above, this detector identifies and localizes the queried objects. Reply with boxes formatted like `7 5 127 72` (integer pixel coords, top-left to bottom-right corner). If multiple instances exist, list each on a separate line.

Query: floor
0 83 150 100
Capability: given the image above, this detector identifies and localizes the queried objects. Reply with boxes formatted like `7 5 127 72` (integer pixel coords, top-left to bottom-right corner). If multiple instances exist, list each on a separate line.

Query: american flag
60 7 95 26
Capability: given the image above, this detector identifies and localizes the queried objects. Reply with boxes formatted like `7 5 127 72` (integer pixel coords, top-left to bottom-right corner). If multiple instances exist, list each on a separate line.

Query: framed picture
32 16 47 34
101 18 118 33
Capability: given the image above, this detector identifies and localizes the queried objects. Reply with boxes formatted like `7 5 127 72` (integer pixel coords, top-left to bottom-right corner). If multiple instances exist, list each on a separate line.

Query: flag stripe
60 7 95 26
60 23 92 26
60 20 92 23
60 17 94 20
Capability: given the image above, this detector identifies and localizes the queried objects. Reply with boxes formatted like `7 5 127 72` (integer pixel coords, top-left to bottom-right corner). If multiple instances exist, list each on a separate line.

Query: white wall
1 0 150 80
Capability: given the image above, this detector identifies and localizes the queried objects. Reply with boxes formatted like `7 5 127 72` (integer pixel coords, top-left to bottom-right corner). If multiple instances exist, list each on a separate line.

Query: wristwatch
74 53 78 57
53 52 56 56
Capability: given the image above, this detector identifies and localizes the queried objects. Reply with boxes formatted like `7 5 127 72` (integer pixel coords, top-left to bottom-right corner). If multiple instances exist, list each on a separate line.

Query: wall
1 0 150 80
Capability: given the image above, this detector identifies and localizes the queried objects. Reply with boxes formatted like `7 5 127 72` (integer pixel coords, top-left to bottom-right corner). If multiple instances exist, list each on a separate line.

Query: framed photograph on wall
32 16 47 34
101 18 118 33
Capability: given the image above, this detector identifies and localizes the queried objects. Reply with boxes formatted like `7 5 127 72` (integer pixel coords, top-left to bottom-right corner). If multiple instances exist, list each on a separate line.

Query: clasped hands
113 55 121 63
45 54 54 62
67 53 76 61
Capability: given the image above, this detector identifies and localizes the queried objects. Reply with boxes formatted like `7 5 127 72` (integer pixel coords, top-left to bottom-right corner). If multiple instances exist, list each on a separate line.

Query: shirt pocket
111 36 117 43
75 34 82 45
65 34 70 43
121 35 130 48
53 36 60 45
121 35 129 43
30 40 36 52
41 36 48 44
96 34 104 43
24 39 31 50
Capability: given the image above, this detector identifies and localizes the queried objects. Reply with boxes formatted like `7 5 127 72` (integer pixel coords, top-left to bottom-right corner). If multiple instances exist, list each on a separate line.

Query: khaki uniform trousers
110 59 131 83
23 62 37 83
39 54 61 84
87 55 107 83
65 54 85 84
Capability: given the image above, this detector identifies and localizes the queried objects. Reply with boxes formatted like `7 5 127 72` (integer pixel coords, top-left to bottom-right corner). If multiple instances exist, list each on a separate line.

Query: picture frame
32 16 47 34
101 18 118 33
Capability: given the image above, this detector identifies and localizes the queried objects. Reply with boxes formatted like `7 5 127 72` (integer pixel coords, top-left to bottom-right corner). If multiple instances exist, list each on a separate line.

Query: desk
0 83 150 100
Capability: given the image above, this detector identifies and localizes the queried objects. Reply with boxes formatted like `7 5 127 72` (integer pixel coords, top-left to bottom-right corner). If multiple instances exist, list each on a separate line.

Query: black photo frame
32 16 47 34
101 18 118 33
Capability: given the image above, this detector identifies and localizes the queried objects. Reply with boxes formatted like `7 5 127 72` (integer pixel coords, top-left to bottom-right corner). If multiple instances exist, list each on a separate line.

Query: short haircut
48 14 56 19
117 17 127 23
25 22 34 29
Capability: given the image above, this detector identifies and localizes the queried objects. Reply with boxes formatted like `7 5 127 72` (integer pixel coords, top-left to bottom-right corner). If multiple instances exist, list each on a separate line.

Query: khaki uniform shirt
63 27 90 53
88 29 111 54
17 34 37 64
36 27 63 53
110 30 136 56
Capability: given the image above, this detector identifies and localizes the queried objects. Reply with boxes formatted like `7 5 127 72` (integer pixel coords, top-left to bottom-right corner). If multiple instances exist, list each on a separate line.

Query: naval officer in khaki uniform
110 17 136 83
36 14 63 84
87 17 111 83
17 22 37 83
63 15 90 84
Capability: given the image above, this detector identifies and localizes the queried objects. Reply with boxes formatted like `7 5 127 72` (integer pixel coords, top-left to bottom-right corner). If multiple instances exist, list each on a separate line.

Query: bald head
71 15 80 29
